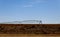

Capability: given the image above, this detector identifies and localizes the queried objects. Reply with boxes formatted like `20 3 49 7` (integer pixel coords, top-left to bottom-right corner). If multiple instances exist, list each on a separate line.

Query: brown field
0 24 60 37
0 34 60 37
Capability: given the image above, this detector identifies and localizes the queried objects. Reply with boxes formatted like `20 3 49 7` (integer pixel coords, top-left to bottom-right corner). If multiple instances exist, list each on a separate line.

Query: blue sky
0 0 60 24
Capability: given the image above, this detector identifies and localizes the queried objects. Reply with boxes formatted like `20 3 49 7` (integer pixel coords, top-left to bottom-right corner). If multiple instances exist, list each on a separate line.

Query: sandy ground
0 34 60 37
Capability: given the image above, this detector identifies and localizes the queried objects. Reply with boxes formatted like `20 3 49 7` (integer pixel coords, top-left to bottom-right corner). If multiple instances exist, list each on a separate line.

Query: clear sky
0 0 60 24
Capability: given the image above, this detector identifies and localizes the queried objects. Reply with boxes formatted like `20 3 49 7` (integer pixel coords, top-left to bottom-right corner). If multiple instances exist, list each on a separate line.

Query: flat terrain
0 24 60 37
0 34 60 37
0 24 60 34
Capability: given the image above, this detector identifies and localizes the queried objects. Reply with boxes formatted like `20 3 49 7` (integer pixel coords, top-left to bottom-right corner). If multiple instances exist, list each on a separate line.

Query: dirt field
0 24 60 34
0 34 60 37
0 24 60 37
